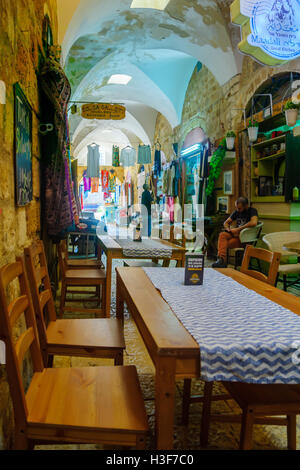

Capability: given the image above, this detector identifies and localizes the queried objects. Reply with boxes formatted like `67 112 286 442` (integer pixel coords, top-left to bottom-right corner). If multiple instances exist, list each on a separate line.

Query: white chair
228 222 264 269
263 231 300 291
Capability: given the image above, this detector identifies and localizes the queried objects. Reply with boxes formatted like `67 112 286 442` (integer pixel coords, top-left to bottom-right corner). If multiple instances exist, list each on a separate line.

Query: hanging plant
206 138 227 196
225 131 236 150
247 118 259 142
284 101 299 127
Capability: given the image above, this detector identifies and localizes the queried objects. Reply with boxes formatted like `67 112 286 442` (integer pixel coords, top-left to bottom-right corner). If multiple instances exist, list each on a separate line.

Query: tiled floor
37 258 300 450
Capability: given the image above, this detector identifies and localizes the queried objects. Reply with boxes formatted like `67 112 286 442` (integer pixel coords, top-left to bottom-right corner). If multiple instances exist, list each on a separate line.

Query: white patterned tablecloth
143 267 300 384
116 238 172 258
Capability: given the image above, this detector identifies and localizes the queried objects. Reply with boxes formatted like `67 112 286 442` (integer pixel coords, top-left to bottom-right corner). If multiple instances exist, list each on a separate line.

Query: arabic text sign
232 0 300 64
81 103 126 120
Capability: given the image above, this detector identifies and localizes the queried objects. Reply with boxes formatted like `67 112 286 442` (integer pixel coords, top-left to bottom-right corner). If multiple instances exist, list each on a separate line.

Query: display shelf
252 196 285 203
255 151 285 162
252 134 286 149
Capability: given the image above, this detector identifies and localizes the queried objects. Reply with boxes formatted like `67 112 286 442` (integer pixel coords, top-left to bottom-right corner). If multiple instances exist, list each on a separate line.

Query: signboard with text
184 253 204 286
231 0 300 65
81 103 126 120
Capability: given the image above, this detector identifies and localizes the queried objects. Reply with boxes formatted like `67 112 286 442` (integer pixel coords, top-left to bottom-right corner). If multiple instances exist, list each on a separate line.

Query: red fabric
101 170 109 190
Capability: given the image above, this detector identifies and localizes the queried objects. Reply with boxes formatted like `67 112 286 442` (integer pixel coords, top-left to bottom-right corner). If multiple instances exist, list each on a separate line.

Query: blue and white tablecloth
143 267 300 384
116 238 172 258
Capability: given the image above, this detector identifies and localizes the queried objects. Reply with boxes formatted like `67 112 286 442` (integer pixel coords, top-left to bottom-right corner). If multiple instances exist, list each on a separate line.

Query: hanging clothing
87 144 100 178
154 150 162 177
91 177 99 193
101 170 109 190
83 170 91 192
39 54 75 236
173 161 181 198
112 145 120 167
120 146 136 167
138 145 151 164
109 173 116 191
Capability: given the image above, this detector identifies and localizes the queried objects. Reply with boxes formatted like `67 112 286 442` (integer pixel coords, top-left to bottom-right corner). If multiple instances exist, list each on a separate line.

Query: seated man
212 197 258 268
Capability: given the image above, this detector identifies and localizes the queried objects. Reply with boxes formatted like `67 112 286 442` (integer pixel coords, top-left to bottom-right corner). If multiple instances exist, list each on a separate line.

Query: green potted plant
247 118 259 143
225 131 236 150
284 101 299 127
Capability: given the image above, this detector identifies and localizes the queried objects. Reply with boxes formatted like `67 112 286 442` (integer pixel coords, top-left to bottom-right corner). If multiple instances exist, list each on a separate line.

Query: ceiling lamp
130 0 170 10
108 74 132 85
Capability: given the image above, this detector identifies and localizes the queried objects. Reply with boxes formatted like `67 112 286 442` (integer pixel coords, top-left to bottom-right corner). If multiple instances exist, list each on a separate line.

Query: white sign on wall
0 340 5 365
232 0 300 65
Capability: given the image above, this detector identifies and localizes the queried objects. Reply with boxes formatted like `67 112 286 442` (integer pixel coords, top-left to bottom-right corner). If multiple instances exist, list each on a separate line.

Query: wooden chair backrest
241 245 281 286
24 241 57 364
0 257 44 427
58 240 68 276
161 224 186 249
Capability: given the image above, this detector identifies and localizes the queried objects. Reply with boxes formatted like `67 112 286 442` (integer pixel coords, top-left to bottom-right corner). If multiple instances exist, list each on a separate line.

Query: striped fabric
116 239 172 258
143 267 300 384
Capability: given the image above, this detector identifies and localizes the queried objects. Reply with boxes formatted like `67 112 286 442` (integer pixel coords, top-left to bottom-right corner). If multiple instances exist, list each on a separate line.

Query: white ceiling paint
58 0 238 157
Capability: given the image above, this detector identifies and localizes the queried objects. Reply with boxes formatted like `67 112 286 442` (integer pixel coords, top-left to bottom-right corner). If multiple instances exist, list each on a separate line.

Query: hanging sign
81 103 126 120
231 0 300 65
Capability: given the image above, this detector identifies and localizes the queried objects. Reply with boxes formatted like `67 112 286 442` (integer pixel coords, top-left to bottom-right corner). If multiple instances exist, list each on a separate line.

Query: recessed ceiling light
130 0 170 10
108 74 132 85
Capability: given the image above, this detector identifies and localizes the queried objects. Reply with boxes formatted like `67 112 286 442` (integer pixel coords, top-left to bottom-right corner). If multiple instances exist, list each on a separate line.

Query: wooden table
116 266 300 450
283 241 300 254
98 236 186 317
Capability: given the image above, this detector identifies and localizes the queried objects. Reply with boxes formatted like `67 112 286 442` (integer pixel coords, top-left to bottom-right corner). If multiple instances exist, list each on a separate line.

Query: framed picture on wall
223 170 233 195
217 196 229 213
14 83 33 206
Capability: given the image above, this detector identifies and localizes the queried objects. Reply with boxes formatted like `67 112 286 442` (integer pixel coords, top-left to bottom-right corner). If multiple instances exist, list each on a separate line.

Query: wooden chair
263 232 300 291
240 245 281 286
160 224 186 267
24 241 125 367
182 246 295 450
59 239 104 270
58 240 106 317
0 258 149 450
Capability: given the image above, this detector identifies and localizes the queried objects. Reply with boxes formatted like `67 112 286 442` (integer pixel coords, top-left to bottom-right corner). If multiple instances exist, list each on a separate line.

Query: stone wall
0 0 58 449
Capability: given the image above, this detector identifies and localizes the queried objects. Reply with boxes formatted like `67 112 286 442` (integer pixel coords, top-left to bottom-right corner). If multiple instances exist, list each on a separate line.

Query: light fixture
108 74 132 85
130 0 170 9
181 144 202 157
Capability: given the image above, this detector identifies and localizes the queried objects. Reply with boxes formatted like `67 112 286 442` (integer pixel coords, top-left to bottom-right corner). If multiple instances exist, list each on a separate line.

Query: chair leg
181 379 192 425
287 414 297 450
284 275 287 292
96 285 101 306
114 350 124 366
59 281 67 318
200 381 214 448
240 407 254 450
47 354 54 368
136 434 147 449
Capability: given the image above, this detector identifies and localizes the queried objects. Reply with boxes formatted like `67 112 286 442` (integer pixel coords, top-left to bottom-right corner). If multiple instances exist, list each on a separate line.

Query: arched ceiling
58 0 239 163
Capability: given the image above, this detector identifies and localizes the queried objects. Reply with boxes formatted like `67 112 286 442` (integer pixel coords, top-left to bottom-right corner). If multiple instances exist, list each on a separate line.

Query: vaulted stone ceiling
58 0 238 165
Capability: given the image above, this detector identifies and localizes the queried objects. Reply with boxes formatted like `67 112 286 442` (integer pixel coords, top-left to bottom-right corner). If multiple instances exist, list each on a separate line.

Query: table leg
155 357 176 450
105 252 112 317
116 272 124 326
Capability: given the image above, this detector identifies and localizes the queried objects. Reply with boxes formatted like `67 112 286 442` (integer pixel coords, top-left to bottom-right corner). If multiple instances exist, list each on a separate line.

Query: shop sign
231 0 300 65
81 103 126 120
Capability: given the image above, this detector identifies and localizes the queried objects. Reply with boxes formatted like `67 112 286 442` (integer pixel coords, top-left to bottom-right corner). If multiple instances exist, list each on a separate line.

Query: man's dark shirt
230 207 258 228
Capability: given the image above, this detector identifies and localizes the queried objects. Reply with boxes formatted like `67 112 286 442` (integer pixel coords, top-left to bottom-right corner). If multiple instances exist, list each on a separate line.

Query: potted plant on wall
225 131 236 150
284 101 299 127
247 118 259 143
